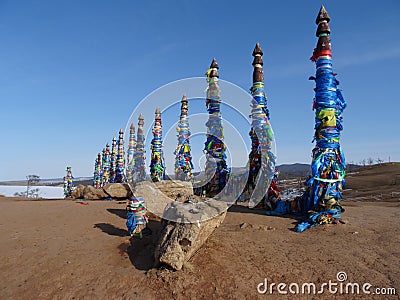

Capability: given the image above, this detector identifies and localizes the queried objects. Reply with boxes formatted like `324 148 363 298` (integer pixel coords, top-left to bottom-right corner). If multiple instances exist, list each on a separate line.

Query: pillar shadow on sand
93 223 128 237
228 204 266 216
105 207 160 270
126 220 161 271
228 204 304 231
95 207 162 271
106 208 127 219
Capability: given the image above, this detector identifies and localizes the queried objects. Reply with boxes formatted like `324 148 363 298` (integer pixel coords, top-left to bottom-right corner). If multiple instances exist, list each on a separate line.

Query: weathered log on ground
134 180 194 217
154 199 227 271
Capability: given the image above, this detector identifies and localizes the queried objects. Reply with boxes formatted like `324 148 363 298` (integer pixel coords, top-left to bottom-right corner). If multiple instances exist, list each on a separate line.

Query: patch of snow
281 187 303 201
0 185 64 199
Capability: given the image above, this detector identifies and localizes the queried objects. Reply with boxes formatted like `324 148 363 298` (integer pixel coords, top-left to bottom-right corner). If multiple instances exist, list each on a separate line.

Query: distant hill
278 163 362 179
0 163 365 186
344 162 400 201
277 163 310 179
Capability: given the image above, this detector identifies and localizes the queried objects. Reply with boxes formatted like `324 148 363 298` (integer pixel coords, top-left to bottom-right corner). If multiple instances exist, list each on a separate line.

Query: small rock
240 222 250 229
265 226 276 231
352 231 359 235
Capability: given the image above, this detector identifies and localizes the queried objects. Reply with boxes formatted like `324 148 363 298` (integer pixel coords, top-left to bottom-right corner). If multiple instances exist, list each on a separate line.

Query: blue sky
0 0 399 180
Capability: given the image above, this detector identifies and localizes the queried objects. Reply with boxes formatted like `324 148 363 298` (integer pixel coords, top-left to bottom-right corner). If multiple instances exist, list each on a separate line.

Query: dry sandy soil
0 163 399 299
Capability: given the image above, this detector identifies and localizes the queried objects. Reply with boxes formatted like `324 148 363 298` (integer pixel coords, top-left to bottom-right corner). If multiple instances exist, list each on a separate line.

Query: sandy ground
0 164 399 299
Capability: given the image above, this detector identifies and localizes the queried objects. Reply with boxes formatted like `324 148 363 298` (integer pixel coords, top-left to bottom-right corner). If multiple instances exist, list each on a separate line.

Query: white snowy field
0 185 64 199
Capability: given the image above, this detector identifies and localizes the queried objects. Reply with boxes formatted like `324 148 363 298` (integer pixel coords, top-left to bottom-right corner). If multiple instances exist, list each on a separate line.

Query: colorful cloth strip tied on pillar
109 137 117 183
126 197 148 236
248 43 276 207
116 129 126 183
93 153 103 188
133 114 147 183
150 107 166 182
203 58 229 197
63 166 74 198
102 143 111 185
174 95 194 181
126 123 136 182
296 6 347 232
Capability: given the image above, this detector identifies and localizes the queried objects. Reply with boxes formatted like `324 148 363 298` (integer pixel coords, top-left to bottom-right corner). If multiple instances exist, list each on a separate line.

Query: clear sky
0 0 399 181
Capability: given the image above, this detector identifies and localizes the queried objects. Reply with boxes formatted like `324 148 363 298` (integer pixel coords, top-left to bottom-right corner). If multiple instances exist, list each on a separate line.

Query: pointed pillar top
155 108 161 121
181 94 188 116
316 5 331 37
252 43 264 66
181 94 187 103
316 5 330 24
252 42 263 57
311 5 332 60
138 113 144 127
130 123 135 133
207 58 219 78
210 58 219 69
252 43 264 83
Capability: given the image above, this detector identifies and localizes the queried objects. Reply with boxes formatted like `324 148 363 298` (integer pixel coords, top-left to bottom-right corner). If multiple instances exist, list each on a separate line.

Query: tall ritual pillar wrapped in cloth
100 148 106 187
126 123 136 183
133 114 146 182
116 129 126 183
93 153 103 188
63 166 74 198
109 137 117 183
150 107 166 182
248 43 276 208
296 6 347 232
174 95 194 181
102 143 111 185
203 58 229 197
